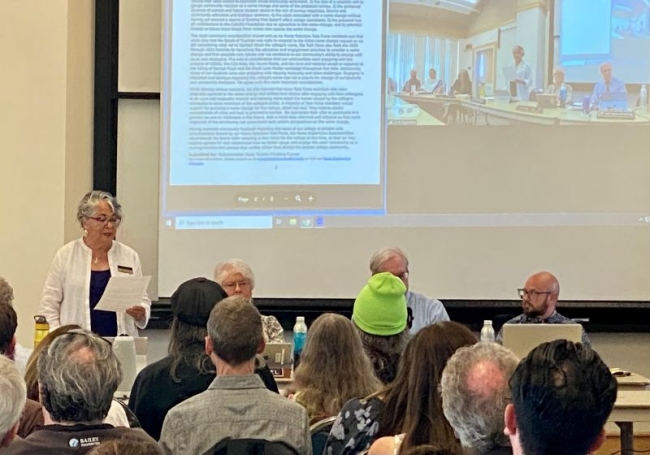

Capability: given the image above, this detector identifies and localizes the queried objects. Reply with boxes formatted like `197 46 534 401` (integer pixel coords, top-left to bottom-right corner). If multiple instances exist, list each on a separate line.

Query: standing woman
39 191 150 336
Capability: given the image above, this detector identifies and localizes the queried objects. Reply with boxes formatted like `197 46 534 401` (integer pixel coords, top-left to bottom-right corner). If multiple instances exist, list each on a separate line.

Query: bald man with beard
496 271 590 347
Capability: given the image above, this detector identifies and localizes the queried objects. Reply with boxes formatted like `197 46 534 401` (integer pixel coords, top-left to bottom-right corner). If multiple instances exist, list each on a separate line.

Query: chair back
528 88 544 101
204 438 299 455
310 416 337 455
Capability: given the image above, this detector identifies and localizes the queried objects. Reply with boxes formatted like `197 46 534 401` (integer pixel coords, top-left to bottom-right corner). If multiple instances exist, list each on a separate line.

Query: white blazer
39 238 151 336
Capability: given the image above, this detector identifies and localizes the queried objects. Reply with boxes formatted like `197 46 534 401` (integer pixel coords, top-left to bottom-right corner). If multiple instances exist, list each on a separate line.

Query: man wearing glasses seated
496 271 591 346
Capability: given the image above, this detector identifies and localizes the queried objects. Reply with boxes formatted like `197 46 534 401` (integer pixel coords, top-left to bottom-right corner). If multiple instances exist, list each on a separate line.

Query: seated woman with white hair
213 259 284 343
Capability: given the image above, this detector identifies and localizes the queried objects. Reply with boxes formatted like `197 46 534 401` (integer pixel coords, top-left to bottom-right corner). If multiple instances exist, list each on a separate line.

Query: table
609 388 650 455
459 100 650 126
616 372 650 390
462 100 558 125
387 110 444 126
388 94 446 125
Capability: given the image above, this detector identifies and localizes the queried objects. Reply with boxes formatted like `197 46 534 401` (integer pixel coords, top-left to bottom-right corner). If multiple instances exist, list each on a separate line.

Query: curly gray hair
0 277 14 307
76 190 123 227
0 355 26 442
441 342 519 454
213 259 256 289
38 330 122 423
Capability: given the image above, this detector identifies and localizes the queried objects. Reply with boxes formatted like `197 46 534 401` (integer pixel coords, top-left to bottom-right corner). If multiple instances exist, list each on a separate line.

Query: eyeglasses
222 280 251 290
87 216 121 227
517 288 552 299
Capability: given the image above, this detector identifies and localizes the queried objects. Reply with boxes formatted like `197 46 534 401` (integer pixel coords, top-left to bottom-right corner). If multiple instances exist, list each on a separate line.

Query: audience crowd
0 238 620 455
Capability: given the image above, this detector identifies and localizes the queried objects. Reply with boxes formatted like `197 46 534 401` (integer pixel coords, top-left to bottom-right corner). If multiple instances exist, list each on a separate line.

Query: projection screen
157 0 650 300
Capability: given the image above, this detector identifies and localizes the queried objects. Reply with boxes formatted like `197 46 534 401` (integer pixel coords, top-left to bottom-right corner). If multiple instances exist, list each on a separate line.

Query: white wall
0 0 93 346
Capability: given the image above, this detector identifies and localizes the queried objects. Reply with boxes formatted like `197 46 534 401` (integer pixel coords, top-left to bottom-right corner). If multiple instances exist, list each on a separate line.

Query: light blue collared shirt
423 78 445 94
591 77 627 106
406 290 450 335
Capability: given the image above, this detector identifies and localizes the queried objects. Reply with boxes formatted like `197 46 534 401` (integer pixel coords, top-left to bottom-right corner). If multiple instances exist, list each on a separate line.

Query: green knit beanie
353 272 407 336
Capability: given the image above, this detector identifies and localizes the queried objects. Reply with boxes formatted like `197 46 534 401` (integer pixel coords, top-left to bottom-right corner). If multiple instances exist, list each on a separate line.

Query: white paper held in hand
94 276 151 312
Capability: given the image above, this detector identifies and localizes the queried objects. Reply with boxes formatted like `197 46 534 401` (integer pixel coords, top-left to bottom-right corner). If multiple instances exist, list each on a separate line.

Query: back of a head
24 324 82 401
402 444 463 455
380 322 477 450
441 343 519 454
168 277 228 379
207 296 263 366
294 313 380 417
353 273 408 337
0 276 14 307
38 330 122 424
509 340 617 455
0 355 26 447
86 436 163 455
0 301 17 355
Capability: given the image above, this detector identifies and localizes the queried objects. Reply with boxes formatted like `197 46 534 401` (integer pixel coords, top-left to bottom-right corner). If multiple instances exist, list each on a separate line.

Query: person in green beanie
352 272 409 384
369 247 450 335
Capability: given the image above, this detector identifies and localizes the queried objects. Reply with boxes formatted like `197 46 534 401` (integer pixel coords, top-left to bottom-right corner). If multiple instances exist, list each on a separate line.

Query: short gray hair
76 190 123 227
0 355 26 441
38 330 122 423
207 296 263 366
441 343 519 454
369 247 409 275
213 259 256 289
0 277 14 307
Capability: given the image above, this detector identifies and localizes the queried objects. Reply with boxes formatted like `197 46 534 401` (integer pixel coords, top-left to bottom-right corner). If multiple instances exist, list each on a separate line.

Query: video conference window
160 0 650 233
390 0 650 126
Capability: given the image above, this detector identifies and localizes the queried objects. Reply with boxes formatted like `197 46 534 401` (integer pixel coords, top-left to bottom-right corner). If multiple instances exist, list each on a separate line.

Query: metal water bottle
34 315 49 348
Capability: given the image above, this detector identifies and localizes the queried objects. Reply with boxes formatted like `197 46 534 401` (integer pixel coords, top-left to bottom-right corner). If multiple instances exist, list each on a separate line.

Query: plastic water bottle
480 320 495 342
640 84 648 112
293 316 308 370
34 315 49 349
559 84 567 108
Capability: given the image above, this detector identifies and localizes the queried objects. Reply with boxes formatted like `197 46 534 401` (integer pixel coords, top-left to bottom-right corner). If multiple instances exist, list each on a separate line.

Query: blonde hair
294 313 381 421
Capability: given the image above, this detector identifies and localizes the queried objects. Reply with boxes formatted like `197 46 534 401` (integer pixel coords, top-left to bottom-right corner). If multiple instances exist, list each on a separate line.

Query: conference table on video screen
397 93 650 126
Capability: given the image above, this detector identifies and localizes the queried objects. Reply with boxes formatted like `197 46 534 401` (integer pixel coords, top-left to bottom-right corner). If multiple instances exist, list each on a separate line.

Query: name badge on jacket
117 265 133 274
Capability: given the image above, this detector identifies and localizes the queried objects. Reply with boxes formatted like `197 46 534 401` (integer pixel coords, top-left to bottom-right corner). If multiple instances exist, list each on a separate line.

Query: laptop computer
599 92 629 111
261 342 293 379
537 93 557 108
501 324 583 360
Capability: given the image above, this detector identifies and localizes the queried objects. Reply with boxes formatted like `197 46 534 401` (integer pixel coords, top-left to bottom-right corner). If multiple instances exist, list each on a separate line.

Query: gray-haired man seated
369 247 449 335
6 330 156 454
160 296 311 454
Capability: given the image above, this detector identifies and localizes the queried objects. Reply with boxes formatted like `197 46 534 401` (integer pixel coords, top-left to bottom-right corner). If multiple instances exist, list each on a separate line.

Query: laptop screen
599 92 629 110
502 324 583 359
